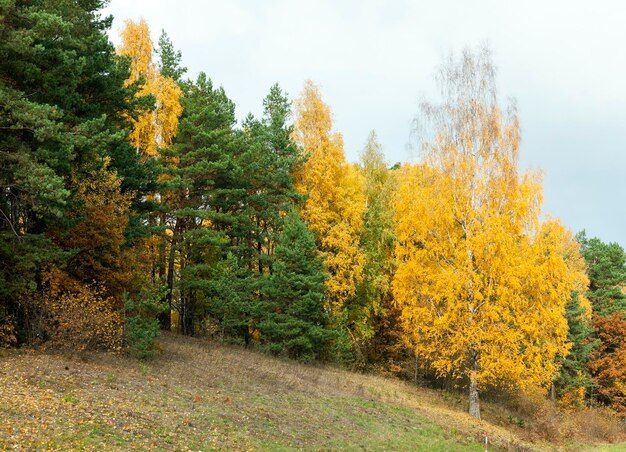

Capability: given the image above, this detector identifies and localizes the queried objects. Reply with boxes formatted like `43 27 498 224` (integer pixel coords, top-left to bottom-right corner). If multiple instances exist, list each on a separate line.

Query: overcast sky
102 0 626 246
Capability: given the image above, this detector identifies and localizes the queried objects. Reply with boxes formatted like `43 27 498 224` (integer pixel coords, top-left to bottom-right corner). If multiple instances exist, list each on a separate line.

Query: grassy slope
0 334 622 451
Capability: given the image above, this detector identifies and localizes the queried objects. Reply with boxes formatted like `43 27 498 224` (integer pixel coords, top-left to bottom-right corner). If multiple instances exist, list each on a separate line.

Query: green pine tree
577 231 626 316
156 29 187 83
162 72 239 334
241 84 302 277
554 292 598 402
257 210 334 361
165 78 305 339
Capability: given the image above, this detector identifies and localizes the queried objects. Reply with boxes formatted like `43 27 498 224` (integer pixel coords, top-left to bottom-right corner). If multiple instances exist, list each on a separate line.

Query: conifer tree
548 227 595 406
554 293 598 405
242 84 302 277
156 30 187 82
163 72 239 334
578 233 626 316
258 210 333 361
210 253 258 342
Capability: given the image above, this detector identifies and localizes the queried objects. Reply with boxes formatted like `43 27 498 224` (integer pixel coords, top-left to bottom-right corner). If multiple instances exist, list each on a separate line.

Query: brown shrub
570 407 625 442
0 315 17 347
35 284 123 352
486 388 625 444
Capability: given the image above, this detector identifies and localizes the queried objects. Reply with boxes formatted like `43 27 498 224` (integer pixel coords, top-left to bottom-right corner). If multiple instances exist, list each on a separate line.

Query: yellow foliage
76 158 132 216
117 18 182 157
392 52 577 393
36 282 123 351
292 81 365 314
542 221 592 317
560 381 587 409
58 161 136 300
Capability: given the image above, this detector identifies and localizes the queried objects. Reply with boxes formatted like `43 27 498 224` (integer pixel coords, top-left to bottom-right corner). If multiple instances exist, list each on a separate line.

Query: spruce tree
554 292 598 404
258 210 333 361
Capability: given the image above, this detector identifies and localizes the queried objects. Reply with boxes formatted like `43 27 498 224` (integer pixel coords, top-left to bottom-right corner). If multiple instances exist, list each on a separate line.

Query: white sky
102 0 626 246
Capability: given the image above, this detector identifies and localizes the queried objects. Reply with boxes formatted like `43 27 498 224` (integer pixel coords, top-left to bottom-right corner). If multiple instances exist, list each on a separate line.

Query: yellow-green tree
352 131 404 367
118 18 182 157
392 48 576 419
292 81 365 315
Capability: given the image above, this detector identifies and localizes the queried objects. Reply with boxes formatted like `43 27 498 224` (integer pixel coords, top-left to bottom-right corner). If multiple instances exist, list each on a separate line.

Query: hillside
0 334 623 451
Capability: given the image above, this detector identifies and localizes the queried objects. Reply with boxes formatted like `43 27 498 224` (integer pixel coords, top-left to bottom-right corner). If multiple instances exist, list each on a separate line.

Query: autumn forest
1 1 626 442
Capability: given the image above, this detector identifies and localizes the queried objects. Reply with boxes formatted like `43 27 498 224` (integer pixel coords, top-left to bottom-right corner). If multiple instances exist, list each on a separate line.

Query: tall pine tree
163 72 238 335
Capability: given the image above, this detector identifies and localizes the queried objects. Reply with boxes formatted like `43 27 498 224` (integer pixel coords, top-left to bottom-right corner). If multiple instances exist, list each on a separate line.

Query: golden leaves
34 282 124 352
117 19 182 157
54 162 137 300
292 81 365 314
118 19 153 83
392 52 579 391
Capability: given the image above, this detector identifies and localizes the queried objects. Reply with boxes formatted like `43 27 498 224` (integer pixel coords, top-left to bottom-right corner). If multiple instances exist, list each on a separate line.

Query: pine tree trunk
158 212 167 280
161 219 180 330
257 218 263 274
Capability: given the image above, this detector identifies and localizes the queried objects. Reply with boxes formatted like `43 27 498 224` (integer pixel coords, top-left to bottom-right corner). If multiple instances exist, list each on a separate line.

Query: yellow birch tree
292 81 365 315
118 18 182 157
392 48 576 419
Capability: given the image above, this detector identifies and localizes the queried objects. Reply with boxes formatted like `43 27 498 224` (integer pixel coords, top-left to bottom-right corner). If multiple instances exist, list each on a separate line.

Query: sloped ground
0 334 623 451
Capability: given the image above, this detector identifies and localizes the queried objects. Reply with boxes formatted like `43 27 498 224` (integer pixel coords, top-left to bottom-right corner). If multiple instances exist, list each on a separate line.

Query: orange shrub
39 284 123 352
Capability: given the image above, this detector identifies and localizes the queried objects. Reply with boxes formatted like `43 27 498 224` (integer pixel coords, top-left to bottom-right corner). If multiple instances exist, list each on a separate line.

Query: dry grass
481 390 625 446
0 334 624 450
